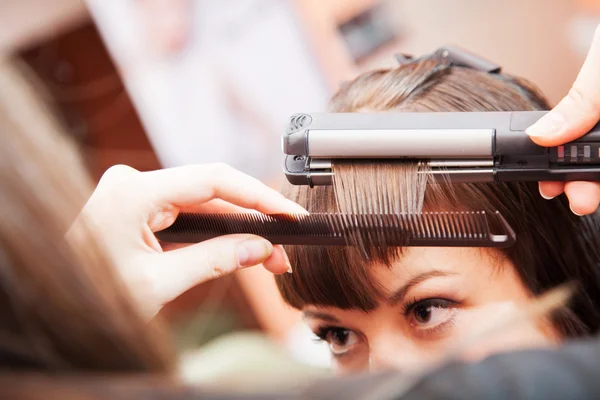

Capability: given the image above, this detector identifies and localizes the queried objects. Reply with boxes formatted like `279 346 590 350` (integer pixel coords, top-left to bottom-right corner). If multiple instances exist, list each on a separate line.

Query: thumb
527 25 600 146
150 234 273 303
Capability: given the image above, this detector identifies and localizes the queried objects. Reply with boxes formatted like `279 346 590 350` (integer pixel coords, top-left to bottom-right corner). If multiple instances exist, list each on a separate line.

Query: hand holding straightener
527 25 600 216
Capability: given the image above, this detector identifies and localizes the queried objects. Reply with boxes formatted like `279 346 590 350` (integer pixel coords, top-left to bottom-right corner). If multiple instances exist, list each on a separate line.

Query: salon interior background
3 0 600 383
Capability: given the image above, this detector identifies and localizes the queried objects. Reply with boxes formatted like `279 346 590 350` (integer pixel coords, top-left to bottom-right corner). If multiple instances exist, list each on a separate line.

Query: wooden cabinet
21 24 160 181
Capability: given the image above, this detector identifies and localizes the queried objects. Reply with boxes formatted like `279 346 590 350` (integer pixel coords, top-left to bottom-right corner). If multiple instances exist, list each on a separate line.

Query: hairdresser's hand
74 164 305 317
527 25 600 215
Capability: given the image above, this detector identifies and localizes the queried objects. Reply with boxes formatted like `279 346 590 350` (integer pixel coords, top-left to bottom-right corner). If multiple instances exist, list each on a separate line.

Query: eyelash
313 298 460 355
313 326 354 358
402 296 456 316
314 326 343 342
403 297 459 335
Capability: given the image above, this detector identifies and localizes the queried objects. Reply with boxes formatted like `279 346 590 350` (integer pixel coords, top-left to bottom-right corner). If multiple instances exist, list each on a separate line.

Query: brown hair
0 58 174 373
275 56 600 337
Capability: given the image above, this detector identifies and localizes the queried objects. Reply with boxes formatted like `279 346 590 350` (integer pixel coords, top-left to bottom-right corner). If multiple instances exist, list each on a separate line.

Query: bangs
277 242 396 311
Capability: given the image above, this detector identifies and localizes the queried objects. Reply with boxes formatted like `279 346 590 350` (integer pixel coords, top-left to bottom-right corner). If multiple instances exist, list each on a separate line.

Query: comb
155 211 515 248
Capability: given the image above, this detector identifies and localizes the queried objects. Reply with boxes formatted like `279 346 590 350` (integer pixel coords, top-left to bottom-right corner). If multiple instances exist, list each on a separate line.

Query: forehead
369 247 499 294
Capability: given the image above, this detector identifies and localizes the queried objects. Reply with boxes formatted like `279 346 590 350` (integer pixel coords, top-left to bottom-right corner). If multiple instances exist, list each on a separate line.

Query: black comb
155 211 516 248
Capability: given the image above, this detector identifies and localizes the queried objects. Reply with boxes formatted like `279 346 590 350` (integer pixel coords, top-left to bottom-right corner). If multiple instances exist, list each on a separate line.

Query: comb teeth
155 211 515 248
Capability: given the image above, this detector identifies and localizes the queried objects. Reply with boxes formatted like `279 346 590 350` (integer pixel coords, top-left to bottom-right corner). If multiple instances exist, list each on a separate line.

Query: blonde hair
0 57 174 374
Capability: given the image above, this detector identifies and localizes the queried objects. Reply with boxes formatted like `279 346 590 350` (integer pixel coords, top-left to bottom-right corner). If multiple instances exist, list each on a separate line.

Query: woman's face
303 247 559 375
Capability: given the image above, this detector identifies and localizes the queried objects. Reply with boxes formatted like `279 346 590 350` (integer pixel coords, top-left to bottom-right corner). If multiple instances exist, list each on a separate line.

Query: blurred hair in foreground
0 57 176 395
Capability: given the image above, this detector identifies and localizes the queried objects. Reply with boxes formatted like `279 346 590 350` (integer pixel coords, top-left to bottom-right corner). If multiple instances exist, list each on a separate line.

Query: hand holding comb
155 211 516 248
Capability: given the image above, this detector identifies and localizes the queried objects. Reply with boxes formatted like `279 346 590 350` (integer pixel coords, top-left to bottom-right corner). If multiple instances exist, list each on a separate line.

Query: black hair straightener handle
282 111 600 186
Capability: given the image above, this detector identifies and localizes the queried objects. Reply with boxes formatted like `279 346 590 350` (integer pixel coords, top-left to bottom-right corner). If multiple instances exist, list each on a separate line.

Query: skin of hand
526 24 600 215
70 163 306 317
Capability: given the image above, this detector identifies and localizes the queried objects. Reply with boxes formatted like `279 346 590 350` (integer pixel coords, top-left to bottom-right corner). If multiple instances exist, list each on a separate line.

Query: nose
368 334 432 373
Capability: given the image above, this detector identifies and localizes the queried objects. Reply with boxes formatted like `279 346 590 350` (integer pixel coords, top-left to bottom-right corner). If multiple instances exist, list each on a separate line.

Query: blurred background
2 0 600 389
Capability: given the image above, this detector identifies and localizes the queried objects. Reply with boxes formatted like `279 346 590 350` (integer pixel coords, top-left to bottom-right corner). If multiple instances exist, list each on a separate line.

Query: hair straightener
155 47 599 249
282 111 600 186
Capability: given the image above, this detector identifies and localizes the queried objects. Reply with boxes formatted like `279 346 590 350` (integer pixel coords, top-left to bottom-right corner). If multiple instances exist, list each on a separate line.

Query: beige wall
1 0 88 56
389 0 584 104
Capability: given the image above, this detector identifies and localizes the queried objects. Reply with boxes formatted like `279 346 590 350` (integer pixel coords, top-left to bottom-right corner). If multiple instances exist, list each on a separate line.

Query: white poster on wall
85 0 330 182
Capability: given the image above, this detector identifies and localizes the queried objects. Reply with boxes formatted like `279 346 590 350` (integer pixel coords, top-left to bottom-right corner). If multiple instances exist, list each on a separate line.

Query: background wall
391 0 584 104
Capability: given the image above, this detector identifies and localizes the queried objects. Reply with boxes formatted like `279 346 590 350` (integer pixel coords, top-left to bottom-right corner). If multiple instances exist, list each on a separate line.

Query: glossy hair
0 58 175 374
275 56 600 337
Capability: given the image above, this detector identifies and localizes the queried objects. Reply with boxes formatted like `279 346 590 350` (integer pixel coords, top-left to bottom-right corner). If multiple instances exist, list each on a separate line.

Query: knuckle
204 251 237 281
94 165 142 202
205 162 233 177
204 262 229 281
100 164 139 185
208 264 228 281
567 87 600 113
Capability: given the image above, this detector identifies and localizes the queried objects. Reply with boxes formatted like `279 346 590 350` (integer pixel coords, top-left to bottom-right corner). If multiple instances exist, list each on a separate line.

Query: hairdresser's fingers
148 199 258 234
179 199 260 215
563 181 600 216
157 242 291 273
157 239 290 273
154 199 292 273
154 199 291 269
263 245 292 274
538 181 600 215
150 234 287 301
539 181 565 200
526 24 600 145
84 165 143 231
142 164 307 214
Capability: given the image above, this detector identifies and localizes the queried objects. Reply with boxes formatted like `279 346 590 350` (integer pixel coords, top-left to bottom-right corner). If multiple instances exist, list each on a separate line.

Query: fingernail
526 112 566 138
238 238 272 267
282 249 293 273
539 188 556 200
287 200 310 215
569 204 583 217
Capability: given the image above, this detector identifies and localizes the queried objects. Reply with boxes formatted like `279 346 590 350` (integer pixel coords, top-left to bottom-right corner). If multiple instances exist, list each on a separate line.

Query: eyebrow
303 310 340 323
387 270 455 306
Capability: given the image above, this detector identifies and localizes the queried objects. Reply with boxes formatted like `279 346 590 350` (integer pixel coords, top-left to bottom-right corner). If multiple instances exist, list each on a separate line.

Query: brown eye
413 303 433 323
320 328 359 355
408 299 457 329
